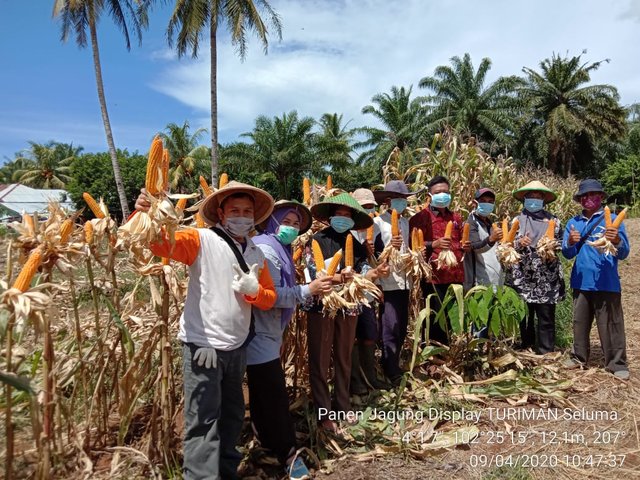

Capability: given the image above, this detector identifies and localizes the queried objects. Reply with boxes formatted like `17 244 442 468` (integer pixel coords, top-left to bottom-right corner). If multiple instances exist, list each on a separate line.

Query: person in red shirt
409 175 465 345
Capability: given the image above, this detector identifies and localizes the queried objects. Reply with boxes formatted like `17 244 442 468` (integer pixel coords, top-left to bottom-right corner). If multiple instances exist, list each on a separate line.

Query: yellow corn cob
162 257 170 265
411 228 418 251
145 136 164 195
312 240 325 271
507 219 520 243
199 176 213 197
326 175 333 190
195 213 206 228
417 229 424 249
612 208 627 229
444 221 453 239
176 198 187 210
345 234 354 267
24 214 35 236
462 223 470 243
293 247 303 263
501 219 509 241
545 219 556 239
327 250 342 276
303 178 311 205
219 173 229 189
84 221 94 245
13 248 42 292
162 148 170 191
604 206 612 228
60 218 73 244
83 192 106 219
391 209 399 236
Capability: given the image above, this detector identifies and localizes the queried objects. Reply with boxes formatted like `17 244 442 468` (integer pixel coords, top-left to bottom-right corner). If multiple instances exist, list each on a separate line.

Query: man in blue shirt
561 179 630 380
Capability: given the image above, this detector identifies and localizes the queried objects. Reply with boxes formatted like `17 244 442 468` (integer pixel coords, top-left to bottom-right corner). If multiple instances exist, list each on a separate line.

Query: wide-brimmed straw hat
310 192 373 230
513 181 557 204
260 199 313 234
573 179 607 202
373 180 423 203
199 180 275 226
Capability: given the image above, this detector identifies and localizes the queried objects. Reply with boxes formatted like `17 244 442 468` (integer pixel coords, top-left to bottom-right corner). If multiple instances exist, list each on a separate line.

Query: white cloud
150 0 640 143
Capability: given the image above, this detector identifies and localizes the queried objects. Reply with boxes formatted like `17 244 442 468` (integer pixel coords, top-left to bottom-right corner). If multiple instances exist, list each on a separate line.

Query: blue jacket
561 209 630 293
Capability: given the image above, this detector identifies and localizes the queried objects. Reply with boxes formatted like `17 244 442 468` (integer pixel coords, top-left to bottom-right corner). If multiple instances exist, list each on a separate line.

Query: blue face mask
390 198 408 214
363 207 376 214
431 192 451 209
476 202 495 217
330 216 355 233
276 225 299 245
524 198 544 213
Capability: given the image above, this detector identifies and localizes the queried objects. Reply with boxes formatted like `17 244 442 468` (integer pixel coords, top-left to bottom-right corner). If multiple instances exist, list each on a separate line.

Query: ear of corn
293 247 303 263
312 240 325 271
24 213 35 236
604 206 612 228
391 209 399 236
462 223 470 243
411 228 418 251
303 178 311 205
195 213 206 228
13 248 42 292
161 257 170 265
145 136 164 195
345 234 354 267
84 221 94 245
162 148 170 191
83 192 106 219
176 198 188 210
507 219 520 243
327 249 342 276
326 175 333 190
60 219 73 244
545 219 556 239
612 208 628 229
417 229 424 249
501 219 509 241
444 221 453 239
219 173 229 189
199 176 213 197
366 213 374 241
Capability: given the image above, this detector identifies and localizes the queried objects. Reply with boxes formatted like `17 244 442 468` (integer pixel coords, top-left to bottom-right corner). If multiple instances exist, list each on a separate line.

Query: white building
0 184 75 221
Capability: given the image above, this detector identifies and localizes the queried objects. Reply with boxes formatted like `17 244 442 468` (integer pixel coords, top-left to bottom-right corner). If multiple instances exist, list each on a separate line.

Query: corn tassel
13 248 42 292
60 219 73 244
462 223 470 243
326 175 333 190
195 213 206 228
604 206 612 228
444 221 453 239
312 240 325 271
219 173 229 189
83 192 106 219
612 208 628 229
303 178 311 205
84 221 94 245
145 136 164 195
327 250 342 276
507 219 520 243
345 234 354 268
293 247 303 263
391 209 399 236
199 176 213 197
545 219 556 239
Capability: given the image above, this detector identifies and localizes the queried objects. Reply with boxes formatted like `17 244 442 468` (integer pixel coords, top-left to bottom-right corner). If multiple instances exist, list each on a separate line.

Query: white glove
193 347 217 369
231 263 260 296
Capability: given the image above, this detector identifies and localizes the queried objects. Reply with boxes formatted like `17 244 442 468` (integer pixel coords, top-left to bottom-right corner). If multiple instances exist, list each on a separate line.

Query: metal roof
0 184 75 220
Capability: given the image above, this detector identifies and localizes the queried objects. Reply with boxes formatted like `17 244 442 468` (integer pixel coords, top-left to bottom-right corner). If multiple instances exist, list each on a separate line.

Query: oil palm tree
158 121 209 192
12 142 80 189
517 52 626 176
52 0 150 217
167 0 282 186
314 113 357 172
419 53 523 151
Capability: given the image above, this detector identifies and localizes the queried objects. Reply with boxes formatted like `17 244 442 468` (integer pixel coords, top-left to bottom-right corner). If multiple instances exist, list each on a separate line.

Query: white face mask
224 216 254 238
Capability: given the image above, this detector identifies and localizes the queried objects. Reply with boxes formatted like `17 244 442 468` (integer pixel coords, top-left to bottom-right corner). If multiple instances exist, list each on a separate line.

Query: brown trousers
307 311 357 419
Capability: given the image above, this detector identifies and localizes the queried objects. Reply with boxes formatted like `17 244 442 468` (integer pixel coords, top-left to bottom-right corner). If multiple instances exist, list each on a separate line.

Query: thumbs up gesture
568 224 581 246
231 263 260 296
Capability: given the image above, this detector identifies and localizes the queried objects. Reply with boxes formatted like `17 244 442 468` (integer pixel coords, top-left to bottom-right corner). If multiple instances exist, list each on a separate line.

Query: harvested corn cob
462 223 470 243
506 219 520 243
604 206 612 228
345 235 354 267
60 219 73 244
12 247 42 292
501 219 509 241
312 240 325 272
444 221 453 239
145 136 164 195
162 257 170 265
612 208 627 228
537 219 559 262
326 175 333 190
303 178 311 205
589 208 628 256
219 173 229 189
83 192 106 219
176 198 187 210
545 219 556 239
417 230 424 249
195 213 206 228
293 247 303 263
24 214 35 236
327 250 342 276
84 221 94 245
391 209 399 236
199 176 213 197
162 148 170 191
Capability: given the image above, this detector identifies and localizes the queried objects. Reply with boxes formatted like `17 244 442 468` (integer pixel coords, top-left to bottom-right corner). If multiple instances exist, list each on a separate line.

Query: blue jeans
182 343 246 480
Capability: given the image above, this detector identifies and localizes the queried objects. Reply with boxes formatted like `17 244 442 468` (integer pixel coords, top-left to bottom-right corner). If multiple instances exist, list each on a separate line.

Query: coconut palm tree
158 121 209 192
167 0 282 187
52 0 150 217
356 85 428 168
11 142 80 189
517 52 626 176
419 53 523 151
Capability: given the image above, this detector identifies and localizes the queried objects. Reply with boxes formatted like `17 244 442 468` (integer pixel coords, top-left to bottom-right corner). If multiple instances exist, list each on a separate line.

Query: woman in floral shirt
506 181 565 354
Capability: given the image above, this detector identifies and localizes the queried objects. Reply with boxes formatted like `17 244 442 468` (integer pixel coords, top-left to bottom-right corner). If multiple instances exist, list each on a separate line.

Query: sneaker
287 455 311 480
613 370 630 380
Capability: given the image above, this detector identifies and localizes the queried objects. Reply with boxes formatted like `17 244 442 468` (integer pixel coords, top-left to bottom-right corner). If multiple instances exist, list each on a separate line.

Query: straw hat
352 188 377 206
512 181 557 203
199 180 275 226
310 192 373 230
260 199 313 234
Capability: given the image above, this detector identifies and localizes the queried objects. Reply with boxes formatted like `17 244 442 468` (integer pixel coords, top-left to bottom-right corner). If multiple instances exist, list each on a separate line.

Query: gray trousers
182 343 246 480
572 290 627 372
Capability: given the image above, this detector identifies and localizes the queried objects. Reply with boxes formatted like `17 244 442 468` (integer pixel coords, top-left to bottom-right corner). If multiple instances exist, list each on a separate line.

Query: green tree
0 156 34 184
53 0 150 218
11 141 80 189
223 111 315 199
167 0 282 186
158 121 209 192
419 53 523 151
67 149 147 219
356 85 427 168
313 113 357 172
516 52 626 176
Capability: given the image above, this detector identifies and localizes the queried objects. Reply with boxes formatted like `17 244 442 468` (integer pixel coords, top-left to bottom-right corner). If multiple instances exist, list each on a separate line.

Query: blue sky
1 0 639 163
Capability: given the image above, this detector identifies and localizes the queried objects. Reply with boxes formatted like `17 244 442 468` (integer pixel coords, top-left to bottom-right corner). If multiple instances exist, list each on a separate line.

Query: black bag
210 227 256 346
575 216 604 253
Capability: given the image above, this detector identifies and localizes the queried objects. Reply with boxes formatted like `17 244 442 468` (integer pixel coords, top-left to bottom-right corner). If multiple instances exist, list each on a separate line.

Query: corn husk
587 233 618 256
379 244 411 272
339 272 382 310
436 249 458 270
496 243 521 266
536 236 559 262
